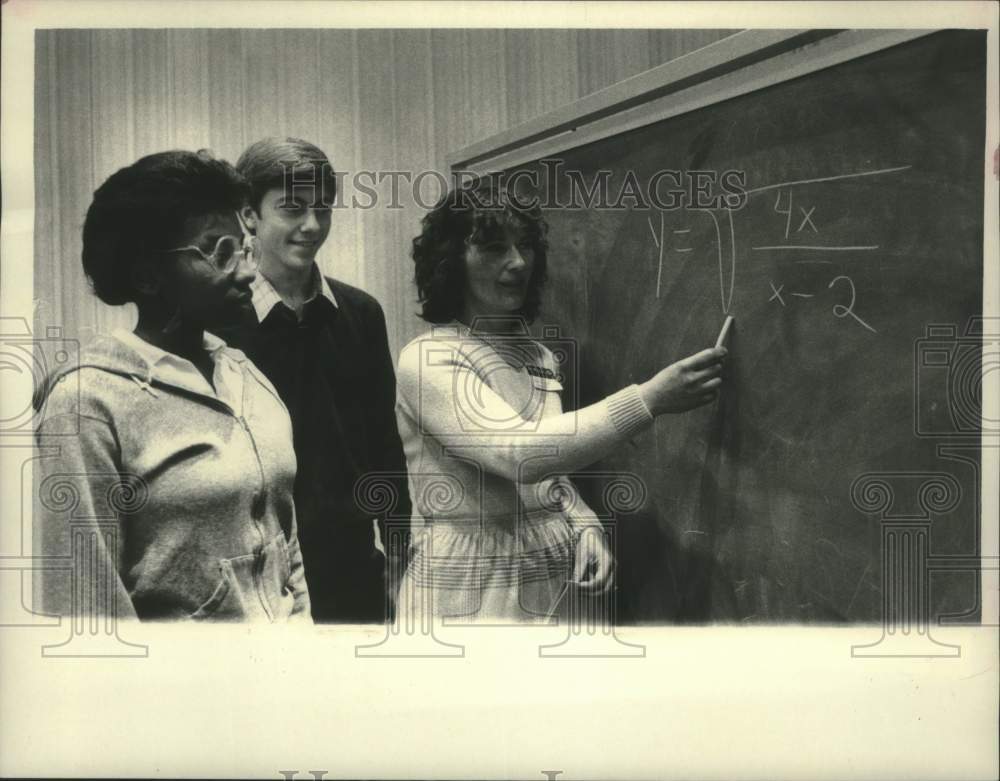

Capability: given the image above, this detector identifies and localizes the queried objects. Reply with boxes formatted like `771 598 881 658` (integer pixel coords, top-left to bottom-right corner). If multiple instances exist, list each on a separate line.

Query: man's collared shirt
250 264 338 323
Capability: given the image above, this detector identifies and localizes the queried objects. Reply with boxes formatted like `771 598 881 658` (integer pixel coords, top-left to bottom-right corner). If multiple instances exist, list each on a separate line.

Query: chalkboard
509 30 988 622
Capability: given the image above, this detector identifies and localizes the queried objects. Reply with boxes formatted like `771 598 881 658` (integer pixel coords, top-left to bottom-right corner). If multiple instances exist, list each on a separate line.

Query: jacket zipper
144 373 275 621
236 411 274 622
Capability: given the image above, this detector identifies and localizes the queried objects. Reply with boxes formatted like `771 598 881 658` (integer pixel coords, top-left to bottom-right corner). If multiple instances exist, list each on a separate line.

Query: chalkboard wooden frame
449 29 938 175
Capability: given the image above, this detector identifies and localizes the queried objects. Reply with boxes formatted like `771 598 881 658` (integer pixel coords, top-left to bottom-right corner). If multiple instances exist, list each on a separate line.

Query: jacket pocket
268 532 293 584
266 532 297 619
189 560 236 620
188 536 295 621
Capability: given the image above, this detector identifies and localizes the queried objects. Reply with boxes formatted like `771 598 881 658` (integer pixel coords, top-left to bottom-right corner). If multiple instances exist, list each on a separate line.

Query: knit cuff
605 384 654 438
570 517 605 537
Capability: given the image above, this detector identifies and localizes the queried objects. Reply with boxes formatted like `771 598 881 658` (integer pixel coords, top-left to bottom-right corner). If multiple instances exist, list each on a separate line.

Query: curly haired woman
394 180 726 623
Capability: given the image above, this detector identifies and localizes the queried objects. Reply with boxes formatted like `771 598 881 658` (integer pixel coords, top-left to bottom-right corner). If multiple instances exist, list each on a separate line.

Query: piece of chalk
715 315 734 348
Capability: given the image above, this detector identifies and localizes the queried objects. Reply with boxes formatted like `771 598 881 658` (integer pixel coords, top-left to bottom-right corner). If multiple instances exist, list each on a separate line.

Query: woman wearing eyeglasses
34 150 311 622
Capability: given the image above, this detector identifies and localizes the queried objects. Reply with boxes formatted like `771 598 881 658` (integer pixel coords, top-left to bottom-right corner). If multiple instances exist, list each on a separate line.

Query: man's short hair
236 137 338 212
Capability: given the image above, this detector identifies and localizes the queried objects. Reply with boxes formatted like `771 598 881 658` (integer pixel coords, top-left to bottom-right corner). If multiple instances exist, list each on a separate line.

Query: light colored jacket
34 329 311 622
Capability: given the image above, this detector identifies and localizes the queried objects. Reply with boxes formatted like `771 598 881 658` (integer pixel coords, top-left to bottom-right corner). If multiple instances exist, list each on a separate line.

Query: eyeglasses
163 234 260 274
163 212 260 273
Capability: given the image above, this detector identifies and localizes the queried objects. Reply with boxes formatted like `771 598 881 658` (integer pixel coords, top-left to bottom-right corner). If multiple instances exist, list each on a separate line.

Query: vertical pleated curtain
34 28 736 358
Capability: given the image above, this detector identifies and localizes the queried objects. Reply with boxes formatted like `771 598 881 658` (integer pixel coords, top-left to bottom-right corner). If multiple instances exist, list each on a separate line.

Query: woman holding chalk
393 180 726 623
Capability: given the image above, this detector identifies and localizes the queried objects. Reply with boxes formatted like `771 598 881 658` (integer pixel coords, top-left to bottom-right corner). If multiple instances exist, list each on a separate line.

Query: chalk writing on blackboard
742 164 913 197
646 212 667 298
746 164 904 329
643 164 908 327
674 227 695 254
829 275 878 333
696 207 737 315
773 190 819 238
766 274 878 333
646 215 659 248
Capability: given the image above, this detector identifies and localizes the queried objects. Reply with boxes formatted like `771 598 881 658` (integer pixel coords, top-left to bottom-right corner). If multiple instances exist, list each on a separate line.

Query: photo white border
2 2 997 779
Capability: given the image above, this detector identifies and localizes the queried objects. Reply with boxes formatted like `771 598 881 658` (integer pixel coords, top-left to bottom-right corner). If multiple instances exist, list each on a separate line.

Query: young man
223 137 410 623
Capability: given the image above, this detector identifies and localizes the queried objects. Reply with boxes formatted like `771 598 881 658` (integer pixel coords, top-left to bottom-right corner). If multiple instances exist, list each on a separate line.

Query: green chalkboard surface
514 30 988 622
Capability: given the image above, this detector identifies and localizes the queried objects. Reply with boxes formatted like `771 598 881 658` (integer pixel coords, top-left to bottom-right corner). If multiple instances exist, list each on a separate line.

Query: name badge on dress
526 364 563 392
525 365 557 380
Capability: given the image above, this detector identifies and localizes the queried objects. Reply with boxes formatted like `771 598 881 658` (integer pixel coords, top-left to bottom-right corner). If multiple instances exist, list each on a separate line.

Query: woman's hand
639 346 727 416
572 526 615 594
